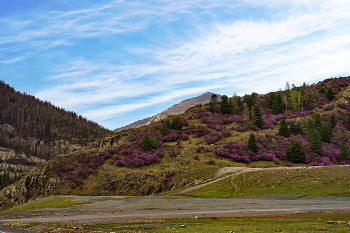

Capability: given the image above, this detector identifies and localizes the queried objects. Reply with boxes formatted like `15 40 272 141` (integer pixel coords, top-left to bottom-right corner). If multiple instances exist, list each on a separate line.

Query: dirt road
1 195 350 224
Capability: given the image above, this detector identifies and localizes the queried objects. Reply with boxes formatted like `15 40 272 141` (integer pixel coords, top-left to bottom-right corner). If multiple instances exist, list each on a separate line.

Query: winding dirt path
168 167 261 196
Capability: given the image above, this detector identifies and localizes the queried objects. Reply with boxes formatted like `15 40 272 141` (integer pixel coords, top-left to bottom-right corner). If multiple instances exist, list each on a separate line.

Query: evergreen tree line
0 81 112 159
0 171 17 190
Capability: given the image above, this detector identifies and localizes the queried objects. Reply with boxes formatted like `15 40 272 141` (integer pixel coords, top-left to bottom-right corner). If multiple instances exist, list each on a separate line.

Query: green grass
183 166 350 198
18 213 349 233
0 196 90 213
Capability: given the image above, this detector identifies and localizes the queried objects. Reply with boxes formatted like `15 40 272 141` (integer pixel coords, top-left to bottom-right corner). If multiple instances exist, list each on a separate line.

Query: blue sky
1 0 349 130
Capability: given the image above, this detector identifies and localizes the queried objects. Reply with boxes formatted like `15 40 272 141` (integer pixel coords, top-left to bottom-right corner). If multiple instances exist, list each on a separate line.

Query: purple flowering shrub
205 132 222 144
54 151 112 188
323 104 334 111
185 125 211 137
337 103 350 111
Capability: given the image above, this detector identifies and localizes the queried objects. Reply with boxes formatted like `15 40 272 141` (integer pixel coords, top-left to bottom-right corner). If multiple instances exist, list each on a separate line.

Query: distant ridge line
115 92 220 132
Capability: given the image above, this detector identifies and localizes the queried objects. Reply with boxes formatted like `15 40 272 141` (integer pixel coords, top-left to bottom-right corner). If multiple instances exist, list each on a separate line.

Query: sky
0 0 349 130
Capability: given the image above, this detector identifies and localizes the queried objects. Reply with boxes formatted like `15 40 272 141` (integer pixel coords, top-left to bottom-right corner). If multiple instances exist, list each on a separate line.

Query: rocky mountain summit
115 92 220 132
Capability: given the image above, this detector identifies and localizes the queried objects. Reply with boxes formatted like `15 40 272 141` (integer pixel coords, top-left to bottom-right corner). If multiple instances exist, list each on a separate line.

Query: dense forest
0 81 112 160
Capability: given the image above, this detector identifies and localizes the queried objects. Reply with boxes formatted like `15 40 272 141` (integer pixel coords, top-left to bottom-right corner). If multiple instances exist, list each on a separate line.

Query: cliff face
0 147 46 174
115 92 220 132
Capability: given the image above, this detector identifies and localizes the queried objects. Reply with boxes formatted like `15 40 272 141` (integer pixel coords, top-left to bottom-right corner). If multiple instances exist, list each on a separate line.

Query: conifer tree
339 144 349 161
318 125 332 143
160 122 170 136
253 105 263 128
171 116 183 130
247 134 258 154
220 95 231 114
314 113 322 128
309 129 323 155
209 94 219 113
329 114 336 129
278 119 290 137
141 135 159 151
286 140 305 163
345 115 350 130
325 88 334 101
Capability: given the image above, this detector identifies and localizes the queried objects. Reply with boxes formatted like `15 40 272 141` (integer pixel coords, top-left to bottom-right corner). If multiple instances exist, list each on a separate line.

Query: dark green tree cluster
159 117 184 136
209 94 219 113
267 92 285 114
170 116 183 130
253 105 263 128
220 95 231 114
0 171 17 190
278 119 290 137
242 93 258 116
319 86 334 101
141 134 159 151
309 129 323 155
286 140 305 163
339 144 349 161
159 121 170 136
247 133 258 154
278 119 303 137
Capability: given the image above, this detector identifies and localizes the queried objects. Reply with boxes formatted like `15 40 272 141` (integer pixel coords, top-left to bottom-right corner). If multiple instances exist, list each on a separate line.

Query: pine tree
339 144 349 161
171 116 183 130
309 129 323 155
278 119 290 137
253 105 263 128
247 134 258 154
159 122 170 136
345 115 350 130
329 114 336 129
325 88 334 101
286 140 305 163
220 95 231 114
141 135 158 151
209 94 219 113
314 113 322 128
318 125 332 143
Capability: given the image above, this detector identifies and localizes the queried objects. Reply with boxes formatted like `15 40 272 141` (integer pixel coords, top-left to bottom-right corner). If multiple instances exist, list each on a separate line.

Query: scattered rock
327 220 337 224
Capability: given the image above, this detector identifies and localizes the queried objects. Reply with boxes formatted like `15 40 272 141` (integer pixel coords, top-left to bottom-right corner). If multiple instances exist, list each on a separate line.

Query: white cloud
2 0 349 129
0 56 26 64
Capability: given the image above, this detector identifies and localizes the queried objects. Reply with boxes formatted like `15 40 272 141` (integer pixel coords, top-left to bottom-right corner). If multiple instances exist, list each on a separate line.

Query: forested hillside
0 81 112 160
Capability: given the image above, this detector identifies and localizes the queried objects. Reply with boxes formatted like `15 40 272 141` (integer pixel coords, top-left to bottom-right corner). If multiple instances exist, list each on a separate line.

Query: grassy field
183 165 350 198
0 196 90 213
10 213 350 233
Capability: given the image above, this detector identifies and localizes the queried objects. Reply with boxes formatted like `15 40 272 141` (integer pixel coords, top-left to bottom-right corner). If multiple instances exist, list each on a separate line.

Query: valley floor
1 194 350 225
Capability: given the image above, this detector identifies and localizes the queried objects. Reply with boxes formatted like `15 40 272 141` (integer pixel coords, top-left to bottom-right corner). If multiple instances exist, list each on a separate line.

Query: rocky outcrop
0 160 60 210
0 147 46 165
341 86 350 103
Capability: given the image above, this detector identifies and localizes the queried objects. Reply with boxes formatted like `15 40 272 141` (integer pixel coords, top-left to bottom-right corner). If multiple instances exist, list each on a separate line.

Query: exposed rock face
115 92 220 132
0 161 59 210
0 147 46 175
341 86 350 103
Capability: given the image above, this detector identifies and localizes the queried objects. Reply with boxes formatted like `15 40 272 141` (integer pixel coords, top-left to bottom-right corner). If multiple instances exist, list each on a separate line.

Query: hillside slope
0 81 113 186
1 76 349 211
115 92 220 131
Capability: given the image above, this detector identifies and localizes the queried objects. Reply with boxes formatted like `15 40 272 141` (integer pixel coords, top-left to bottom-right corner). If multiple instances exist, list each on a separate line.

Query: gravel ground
1 195 350 225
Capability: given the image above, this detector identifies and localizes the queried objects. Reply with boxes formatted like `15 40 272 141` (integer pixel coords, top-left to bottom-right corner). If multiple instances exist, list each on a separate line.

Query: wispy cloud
0 56 26 64
1 0 349 129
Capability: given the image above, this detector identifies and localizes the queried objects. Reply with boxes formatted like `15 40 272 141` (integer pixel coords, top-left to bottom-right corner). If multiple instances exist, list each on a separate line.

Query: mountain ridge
115 92 221 132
